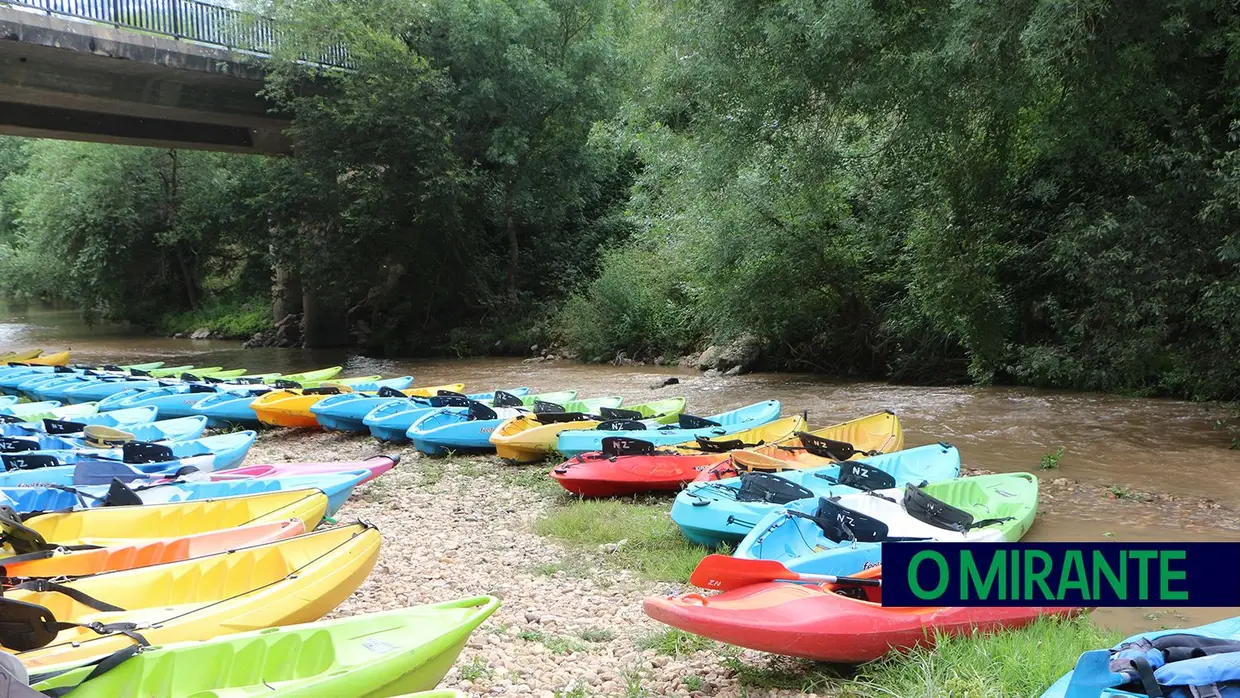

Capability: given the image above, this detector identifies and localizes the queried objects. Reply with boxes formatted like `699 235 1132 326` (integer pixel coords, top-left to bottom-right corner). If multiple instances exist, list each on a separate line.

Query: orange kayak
644 566 1080 663
0 519 305 578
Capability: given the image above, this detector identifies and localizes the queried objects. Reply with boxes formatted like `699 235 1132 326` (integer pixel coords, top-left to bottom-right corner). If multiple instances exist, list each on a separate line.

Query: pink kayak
208 455 399 484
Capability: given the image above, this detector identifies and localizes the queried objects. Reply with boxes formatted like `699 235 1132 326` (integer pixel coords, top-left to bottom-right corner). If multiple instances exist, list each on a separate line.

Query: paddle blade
690 554 801 591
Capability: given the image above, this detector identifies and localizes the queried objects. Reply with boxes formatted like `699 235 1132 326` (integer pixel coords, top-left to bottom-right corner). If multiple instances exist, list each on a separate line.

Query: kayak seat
1 455 61 471
42 420 87 436
678 414 721 429
795 432 860 461
467 402 499 421
903 485 1014 532
426 395 471 408
599 407 643 421
534 412 593 425
601 437 655 458
735 472 813 505
376 386 405 398
793 497 892 543
0 438 39 454
597 419 645 431
533 401 566 414
187 384 216 394
493 391 525 408
121 442 175 464
835 460 897 491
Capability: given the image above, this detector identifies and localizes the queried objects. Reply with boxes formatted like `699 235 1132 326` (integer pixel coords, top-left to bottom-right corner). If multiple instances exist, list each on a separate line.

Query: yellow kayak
491 397 686 463
19 350 70 366
728 410 903 474
8 522 381 668
0 349 41 362
12 489 328 549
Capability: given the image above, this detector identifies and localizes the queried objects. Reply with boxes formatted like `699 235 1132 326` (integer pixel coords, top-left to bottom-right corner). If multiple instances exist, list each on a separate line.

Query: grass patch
517 629 588 655
1107 485 1150 501
500 465 562 496
160 297 270 339
723 655 842 692
554 686 590 698
579 627 616 643
682 675 703 692
842 616 1121 698
535 499 717 582
415 459 446 486
1039 446 1065 470
458 656 492 681
636 628 718 656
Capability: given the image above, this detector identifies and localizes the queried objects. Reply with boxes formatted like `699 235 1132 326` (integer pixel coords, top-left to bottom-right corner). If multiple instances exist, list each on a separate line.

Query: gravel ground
248 429 815 698
247 431 1240 698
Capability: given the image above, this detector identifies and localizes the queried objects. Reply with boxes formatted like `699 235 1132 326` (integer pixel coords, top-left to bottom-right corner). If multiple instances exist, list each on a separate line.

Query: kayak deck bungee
491 397 686 463
310 383 468 431
671 442 963 547
644 564 1080 664
7 522 382 668
29 597 499 697
697 410 904 481
10 489 329 548
0 519 306 578
361 388 535 442
556 400 784 458
734 472 1039 576
550 414 808 497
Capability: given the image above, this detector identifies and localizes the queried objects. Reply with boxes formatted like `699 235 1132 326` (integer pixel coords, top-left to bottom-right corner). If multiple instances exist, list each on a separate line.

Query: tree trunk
301 285 349 348
272 260 301 325
504 193 519 303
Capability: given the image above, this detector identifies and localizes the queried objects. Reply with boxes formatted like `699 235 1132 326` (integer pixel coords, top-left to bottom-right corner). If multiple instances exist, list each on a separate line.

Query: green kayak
275 366 344 384
147 366 223 378
30 597 499 696
0 401 98 422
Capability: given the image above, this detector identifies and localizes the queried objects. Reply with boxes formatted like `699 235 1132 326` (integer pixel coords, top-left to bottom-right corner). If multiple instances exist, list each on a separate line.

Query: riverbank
262 428 1240 697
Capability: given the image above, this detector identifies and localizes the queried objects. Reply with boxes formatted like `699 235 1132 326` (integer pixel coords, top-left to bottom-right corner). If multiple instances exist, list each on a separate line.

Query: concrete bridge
0 0 339 154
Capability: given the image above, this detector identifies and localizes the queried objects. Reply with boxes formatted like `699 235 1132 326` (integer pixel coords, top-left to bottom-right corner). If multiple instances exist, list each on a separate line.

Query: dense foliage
4 0 1240 397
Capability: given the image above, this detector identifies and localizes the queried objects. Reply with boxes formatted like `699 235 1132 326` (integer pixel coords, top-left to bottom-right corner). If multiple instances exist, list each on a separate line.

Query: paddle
689 554 881 591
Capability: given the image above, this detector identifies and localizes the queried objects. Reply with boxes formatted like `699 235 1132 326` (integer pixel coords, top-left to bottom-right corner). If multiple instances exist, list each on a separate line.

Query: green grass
1107 485 1149 501
636 628 718 656
554 686 590 698
682 675 703 692
160 297 270 339
517 629 588 655
534 499 717 582
458 656 492 681
500 465 563 496
415 459 446 486
708 616 1119 697
579 627 616 643
1039 447 1065 470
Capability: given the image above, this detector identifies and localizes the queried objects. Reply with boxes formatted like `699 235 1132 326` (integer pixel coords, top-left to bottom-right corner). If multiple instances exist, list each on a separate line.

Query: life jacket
1109 633 1240 697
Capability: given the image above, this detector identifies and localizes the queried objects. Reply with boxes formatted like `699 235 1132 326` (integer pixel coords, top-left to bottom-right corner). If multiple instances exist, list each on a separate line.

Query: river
4 304 1239 633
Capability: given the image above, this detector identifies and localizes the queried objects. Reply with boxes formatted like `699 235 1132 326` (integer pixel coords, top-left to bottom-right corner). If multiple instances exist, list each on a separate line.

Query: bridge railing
4 0 350 66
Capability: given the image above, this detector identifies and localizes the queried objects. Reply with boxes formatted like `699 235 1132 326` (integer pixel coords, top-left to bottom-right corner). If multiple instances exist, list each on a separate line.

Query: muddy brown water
5 305 1240 634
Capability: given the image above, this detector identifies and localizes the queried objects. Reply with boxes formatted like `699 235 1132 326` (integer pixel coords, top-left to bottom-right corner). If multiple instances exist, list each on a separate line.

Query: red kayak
550 452 729 497
644 566 1081 663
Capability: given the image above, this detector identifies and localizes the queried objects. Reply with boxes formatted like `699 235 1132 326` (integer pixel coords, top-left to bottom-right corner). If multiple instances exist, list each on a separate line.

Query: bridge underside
0 8 291 155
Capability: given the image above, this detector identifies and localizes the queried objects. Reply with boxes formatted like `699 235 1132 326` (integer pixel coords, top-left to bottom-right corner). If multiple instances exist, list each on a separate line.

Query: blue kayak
556 400 784 458
0 470 367 516
309 387 524 432
670 443 962 547
0 396 16 409
0 406 159 437
406 393 609 456
362 388 534 442
1044 616 1240 698
96 383 268 419
190 390 278 427
56 377 166 404
733 472 1039 576
0 430 256 474
0 415 207 452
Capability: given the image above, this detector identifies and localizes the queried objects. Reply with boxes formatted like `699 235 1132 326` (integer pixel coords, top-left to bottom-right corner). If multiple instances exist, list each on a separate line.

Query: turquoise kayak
556 400 784 457
0 429 256 476
670 442 962 546
359 388 544 442
0 469 366 515
0 415 207 452
96 383 268 419
0 406 158 437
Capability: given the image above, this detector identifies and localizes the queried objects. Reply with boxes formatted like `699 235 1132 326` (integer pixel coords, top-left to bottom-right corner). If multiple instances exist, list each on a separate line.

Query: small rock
724 365 742 376
524 612 540 623
189 327 212 340
650 377 680 389
695 345 721 370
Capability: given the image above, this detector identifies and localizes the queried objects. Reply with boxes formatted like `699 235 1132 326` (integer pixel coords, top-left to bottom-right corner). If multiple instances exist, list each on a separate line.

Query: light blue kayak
0 396 16 409
0 406 159 437
556 400 784 458
7 373 84 399
0 430 256 475
96 383 268 419
56 377 167 404
670 443 962 546
0 416 207 452
361 388 536 442
0 469 367 516
1043 616 1240 698
733 472 1038 577
310 387 513 432
190 390 278 427
407 394 614 456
